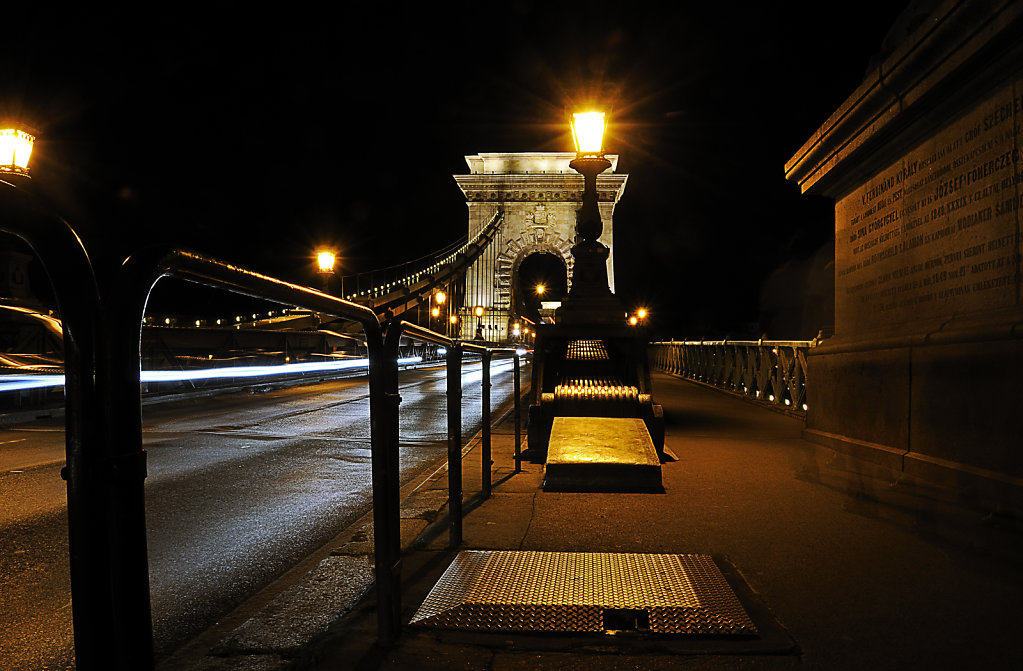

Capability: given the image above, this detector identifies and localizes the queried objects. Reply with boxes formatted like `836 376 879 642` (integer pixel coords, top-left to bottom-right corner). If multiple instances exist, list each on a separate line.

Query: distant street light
0 126 35 175
637 308 648 321
316 249 336 293
317 250 336 273
474 305 485 340
434 290 446 304
628 315 639 326
535 284 546 296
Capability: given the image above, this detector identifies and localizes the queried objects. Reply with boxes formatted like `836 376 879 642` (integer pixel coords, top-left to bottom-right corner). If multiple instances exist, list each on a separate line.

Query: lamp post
316 249 336 293
557 111 620 325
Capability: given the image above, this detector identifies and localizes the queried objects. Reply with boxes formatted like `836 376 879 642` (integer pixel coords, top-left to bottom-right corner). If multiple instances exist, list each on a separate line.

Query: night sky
2 2 910 337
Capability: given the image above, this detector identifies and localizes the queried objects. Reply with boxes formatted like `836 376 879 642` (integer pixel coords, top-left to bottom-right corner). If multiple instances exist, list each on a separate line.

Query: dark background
1 2 911 337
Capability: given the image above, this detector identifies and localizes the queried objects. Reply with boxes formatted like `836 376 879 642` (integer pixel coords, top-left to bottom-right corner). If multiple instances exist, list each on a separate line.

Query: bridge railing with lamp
649 338 820 416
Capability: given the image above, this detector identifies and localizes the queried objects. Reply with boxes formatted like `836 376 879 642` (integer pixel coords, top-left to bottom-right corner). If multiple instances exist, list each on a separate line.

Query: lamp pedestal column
556 156 623 326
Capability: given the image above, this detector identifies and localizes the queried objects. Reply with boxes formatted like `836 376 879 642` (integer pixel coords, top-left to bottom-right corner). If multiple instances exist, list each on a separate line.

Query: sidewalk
293 372 1022 671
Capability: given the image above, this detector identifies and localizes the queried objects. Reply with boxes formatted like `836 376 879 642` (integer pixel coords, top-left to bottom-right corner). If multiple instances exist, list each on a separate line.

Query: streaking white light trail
0 357 423 393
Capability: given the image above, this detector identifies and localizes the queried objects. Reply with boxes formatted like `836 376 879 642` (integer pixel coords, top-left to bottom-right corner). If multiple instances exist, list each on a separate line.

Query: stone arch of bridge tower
497 235 574 319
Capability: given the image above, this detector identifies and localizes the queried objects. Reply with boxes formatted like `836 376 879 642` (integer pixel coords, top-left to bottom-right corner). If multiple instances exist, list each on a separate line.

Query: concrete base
543 416 662 492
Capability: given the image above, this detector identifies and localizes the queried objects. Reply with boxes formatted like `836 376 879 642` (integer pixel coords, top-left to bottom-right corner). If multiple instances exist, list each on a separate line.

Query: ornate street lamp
1 125 36 177
557 110 620 325
569 112 611 245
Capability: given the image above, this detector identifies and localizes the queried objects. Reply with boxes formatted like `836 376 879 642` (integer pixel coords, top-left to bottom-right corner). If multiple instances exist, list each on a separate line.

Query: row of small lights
144 310 292 327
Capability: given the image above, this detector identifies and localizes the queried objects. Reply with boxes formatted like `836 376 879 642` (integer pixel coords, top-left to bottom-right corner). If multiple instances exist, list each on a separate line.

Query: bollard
481 350 492 499
446 345 463 547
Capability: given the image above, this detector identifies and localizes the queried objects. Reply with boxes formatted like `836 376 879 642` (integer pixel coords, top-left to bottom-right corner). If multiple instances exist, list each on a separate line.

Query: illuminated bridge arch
455 153 627 340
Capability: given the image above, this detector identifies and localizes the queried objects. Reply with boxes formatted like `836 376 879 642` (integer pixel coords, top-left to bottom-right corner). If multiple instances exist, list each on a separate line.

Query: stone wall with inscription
834 81 1022 336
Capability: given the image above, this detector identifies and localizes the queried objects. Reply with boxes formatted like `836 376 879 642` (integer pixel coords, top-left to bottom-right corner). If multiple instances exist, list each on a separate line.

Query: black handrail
0 179 119 670
111 247 392 653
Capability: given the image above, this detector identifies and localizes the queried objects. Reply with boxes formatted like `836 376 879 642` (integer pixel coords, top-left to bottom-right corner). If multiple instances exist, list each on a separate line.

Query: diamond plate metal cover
409 551 757 635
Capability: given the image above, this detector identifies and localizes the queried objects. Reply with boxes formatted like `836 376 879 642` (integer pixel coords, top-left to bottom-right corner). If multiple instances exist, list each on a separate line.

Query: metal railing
2 176 527 667
650 339 819 415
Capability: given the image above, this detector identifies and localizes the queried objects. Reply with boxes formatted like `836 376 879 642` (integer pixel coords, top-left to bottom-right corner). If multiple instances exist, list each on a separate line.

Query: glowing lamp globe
571 112 606 157
1 127 35 174
435 290 446 304
317 250 336 274
474 305 485 318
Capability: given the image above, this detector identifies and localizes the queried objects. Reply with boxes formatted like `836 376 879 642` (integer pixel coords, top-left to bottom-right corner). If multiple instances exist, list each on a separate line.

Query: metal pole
446 344 463 547
376 326 402 643
482 350 492 499
514 353 521 473
2 182 156 670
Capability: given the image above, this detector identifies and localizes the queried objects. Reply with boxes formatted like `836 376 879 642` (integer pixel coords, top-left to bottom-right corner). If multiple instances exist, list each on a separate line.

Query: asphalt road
0 358 525 670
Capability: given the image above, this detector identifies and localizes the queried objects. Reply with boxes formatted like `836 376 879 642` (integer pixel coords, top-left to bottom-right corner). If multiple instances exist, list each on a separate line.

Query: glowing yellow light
449 315 458 324
0 128 35 172
628 315 638 326
435 291 446 304
431 307 440 317
474 305 485 318
317 250 336 273
571 112 606 155
535 284 546 295
637 308 648 320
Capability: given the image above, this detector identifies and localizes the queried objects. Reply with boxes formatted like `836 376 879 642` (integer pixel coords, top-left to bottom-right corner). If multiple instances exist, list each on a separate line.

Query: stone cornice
784 0 1023 199
454 173 628 203
465 152 620 174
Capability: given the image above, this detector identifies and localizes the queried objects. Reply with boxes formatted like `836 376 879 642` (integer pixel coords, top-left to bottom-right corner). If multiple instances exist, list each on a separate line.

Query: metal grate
410 551 757 635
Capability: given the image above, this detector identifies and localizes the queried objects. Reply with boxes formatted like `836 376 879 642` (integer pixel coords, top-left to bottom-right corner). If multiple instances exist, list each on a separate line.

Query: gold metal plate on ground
409 551 757 635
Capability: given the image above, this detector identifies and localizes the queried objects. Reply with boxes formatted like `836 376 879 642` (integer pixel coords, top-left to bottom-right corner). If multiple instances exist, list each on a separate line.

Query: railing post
446 344 463 548
514 352 521 473
481 350 492 499
2 183 155 670
377 326 404 644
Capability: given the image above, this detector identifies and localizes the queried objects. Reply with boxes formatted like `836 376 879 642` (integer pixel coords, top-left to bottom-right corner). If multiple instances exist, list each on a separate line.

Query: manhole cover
410 550 757 635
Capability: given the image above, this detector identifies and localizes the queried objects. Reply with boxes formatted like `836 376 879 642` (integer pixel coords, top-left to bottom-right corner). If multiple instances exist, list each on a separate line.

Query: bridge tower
454 153 627 341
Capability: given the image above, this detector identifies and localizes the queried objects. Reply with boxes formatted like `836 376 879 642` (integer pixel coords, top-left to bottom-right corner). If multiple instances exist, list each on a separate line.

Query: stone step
543 416 662 492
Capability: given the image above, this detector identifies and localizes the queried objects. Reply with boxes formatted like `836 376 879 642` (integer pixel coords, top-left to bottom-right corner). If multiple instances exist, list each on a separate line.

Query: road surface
0 358 525 669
